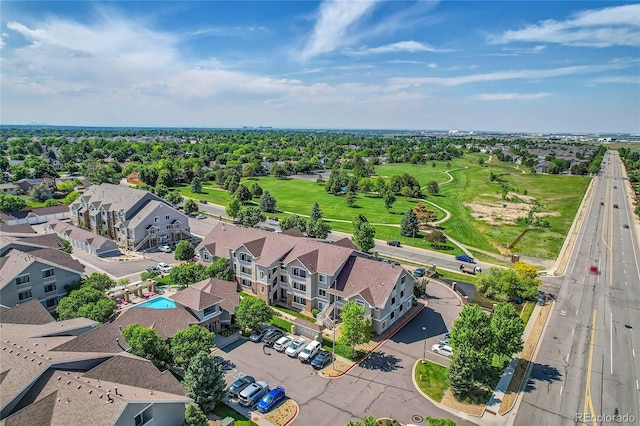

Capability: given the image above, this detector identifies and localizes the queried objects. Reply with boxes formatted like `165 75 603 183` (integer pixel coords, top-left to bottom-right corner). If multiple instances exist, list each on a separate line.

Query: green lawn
436 269 478 285
174 183 230 206
520 302 535 326
272 304 316 323
321 337 357 360
214 404 257 426
415 360 449 402
270 317 293 333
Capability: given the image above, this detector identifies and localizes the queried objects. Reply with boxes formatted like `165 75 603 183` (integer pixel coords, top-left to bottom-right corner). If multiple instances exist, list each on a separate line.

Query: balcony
42 275 56 285
16 282 31 291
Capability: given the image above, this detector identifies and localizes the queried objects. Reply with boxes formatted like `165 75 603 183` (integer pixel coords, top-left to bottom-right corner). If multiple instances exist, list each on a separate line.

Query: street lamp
422 326 427 364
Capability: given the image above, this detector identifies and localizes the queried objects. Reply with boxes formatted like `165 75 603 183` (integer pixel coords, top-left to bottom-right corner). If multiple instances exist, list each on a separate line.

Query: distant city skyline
1 1 639 133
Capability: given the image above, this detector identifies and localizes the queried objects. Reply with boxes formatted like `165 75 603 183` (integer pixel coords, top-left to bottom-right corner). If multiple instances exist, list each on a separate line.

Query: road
514 150 640 425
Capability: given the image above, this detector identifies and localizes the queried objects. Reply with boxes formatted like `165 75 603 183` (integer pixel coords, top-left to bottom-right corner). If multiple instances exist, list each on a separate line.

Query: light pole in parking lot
422 326 427 364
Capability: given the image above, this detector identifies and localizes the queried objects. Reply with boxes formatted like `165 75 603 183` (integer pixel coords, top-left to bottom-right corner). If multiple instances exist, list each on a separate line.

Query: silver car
432 343 452 357
285 337 306 357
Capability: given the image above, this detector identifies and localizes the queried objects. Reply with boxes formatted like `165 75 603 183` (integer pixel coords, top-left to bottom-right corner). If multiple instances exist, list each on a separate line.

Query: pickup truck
460 264 482 275
455 254 475 263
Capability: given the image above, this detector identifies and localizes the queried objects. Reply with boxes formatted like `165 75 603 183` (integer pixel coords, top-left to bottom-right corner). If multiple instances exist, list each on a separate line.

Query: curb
329 303 426 378
281 400 299 426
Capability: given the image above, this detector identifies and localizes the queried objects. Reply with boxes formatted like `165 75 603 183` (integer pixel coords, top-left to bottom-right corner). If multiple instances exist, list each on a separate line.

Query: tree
310 201 323 221
154 184 169 198
183 351 226 414
226 196 241 218
184 198 198 215
0 194 27 213
56 285 116 323
259 191 278 213
236 297 274 332
171 325 216 371
491 303 524 362
141 269 160 281
400 209 420 238
450 304 494 355
157 168 174 187
169 263 210 287
191 176 203 194
166 191 183 205
447 345 489 397
307 219 331 239
62 191 81 205
182 404 209 426
250 182 263 198
175 240 195 261
207 257 234 281
236 206 265 228
30 183 52 202
121 324 172 369
425 417 456 426
338 300 371 358
383 191 396 211
43 198 58 207
352 215 375 253
345 190 356 207
414 203 437 225
280 215 307 233
234 184 252 204
476 267 539 302
60 238 73 254
425 230 447 247
83 273 116 291
427 180 440 195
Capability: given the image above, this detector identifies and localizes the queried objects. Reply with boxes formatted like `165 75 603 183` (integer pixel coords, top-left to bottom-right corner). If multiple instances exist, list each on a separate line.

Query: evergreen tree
234 184 252 204
182 404 208 426
184 199 198 215
352 215 375 253
259 191 278 213
183 351 226 414
345 190 356 207
191 176 203 194
251 182 263 198
226 197 241 218
400 209 420 237
383 191 396 211
307 219 331 239
310 201 323 221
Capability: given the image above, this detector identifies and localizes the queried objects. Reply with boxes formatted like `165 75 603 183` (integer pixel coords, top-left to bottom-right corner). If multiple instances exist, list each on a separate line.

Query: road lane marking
559 385 563 396
610 312 613 375
582 309 598 426
633 348 636 358
572 328 575 336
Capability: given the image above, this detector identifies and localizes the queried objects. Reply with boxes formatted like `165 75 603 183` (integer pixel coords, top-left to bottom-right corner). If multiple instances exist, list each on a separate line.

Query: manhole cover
307 371 317 377
412 415 424 423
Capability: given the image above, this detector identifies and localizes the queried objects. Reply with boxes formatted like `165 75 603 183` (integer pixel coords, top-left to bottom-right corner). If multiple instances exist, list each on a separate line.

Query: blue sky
1 1 638 133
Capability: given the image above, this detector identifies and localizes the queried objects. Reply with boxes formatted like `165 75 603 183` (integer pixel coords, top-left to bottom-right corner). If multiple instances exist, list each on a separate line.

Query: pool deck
115 287 179 312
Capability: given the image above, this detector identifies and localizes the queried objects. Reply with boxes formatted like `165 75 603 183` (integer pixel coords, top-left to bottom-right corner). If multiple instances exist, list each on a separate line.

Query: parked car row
250 325 333 369
227 375 287 413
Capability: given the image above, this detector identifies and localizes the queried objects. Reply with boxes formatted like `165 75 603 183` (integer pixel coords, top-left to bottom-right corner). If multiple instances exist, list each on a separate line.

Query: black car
262 329 285 347
387 240 401 247
227 376 255 398
311 350 333 370
199 199 208 204
249 325 273 343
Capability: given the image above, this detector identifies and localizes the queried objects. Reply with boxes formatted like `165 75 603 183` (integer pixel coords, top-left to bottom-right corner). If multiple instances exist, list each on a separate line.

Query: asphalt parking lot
215 282 473 426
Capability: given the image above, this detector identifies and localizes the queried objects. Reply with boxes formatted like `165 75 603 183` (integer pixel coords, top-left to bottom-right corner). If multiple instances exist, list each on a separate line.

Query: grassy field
174 183 229 206
214 404 257 426
415 360 449 402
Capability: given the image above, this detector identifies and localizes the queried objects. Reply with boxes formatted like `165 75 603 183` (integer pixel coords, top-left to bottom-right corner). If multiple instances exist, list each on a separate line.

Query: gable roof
332 237 357 250
49 323 128 354
70 183 159 219
331 256 405 308
45 220 115 250
0 300 55 325
0 223 36 235
0 248 84 290
189 278 240 314
170 286 222 311
111 307 198 339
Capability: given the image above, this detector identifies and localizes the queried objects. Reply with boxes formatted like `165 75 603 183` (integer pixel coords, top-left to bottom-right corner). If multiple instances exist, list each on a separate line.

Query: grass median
414 360 448 402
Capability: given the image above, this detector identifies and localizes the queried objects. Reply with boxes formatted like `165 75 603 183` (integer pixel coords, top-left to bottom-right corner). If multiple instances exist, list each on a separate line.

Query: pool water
136 297 176 309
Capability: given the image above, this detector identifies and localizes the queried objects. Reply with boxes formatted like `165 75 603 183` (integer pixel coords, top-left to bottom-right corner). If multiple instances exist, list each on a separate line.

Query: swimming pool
136 297 176 309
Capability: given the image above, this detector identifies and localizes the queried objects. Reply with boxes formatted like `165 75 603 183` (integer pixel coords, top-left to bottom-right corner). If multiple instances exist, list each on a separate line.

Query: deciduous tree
121 324 172 369
352 215 375 253
338 300 372 358
427 180 440 195
171 325 216 371
234 184 252 204
226 196 241 218
236 206 265 228
236 297 274 332
30 183 52 202
56 285 116 323
175 240 195 261
0 194 27 213
184 198 198 215
490 303 524 362
259 190 278 213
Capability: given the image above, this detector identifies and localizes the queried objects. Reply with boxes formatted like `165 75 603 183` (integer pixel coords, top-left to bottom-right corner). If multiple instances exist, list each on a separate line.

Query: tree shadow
523 362 563 393
358 351 404 372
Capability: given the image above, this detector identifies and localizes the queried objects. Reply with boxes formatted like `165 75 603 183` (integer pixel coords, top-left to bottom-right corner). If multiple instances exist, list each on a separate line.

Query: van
298 340 321 363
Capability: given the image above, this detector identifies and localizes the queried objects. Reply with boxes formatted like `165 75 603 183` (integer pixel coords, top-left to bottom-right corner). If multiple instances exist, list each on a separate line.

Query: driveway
217 282 470 426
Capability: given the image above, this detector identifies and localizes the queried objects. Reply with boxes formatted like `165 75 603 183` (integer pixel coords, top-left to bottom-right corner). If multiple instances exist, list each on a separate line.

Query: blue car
256 386 286 413
455 254 475 264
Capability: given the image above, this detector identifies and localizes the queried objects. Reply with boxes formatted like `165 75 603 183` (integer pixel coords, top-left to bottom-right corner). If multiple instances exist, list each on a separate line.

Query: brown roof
0 248 84 291
280 228 305 237
332 237 357 250
84 353 187 396
189 278 240 314
50 323 129 354
0 223 36 234
292 318 322 332
0 300 55 325
111 307 198 339
170 286 222 311
331 256 405 308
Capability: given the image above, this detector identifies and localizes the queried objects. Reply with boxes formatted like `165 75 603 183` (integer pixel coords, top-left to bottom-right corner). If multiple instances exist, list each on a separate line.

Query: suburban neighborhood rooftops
189 278 240 314
0 248 84 289
0 300 55 325
111 307 198 339
45 220 113 249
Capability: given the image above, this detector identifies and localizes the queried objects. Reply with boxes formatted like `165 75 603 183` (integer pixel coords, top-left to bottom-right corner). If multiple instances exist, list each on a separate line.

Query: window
203 306 216 316
293 282 306 292
401 276 406 284
293 296 306 305
280 275 286 283
318 274 327 283
166 225 171 230
280 263 286 270
260 271 265 279
260 287 265 293
41 269 55 278
400 290 404 298
336 296 343 302
15 275 30 286
391 297 396 305
154 216 159 223
318 288 327 297
203 252 211 261
241 266 251 274
241 279 251 287
292 268 307 278
44 284 57 293
45 298 58 308
18 290 32 301
355 300 365 306
399 304 403 312
165 215 170 220
390 311 395 320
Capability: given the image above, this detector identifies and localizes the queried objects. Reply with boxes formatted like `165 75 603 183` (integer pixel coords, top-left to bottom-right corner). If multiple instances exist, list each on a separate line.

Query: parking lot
215 282 473 426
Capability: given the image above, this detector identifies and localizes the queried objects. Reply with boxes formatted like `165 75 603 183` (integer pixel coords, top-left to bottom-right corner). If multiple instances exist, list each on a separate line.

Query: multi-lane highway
514 150 640 425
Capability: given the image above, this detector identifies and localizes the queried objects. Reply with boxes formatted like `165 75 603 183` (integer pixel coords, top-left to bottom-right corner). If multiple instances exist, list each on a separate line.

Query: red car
589 265 598 275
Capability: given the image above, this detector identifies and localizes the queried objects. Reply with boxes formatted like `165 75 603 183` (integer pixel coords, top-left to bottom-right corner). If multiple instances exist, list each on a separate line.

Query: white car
285 337 306 357
298 340 321 363
157 262 172 273
432 343 453 357
273 335 294 352
159 245 172 253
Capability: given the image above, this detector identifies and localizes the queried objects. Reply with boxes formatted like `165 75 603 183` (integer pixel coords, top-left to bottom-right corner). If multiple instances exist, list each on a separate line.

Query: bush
312 308 320 318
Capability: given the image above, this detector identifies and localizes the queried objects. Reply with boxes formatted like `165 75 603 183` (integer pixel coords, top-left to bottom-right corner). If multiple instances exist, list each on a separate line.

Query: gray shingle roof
0 300 55 325
0 248 84 290
111 307 198 339
70 183 159 219
189 278 240 314
46 220 115 250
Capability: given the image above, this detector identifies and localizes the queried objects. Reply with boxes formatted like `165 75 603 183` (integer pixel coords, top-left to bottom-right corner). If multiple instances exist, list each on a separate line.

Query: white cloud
591 76 640 84
389 60 638 87
488 4 640 47
427 63 437 69
299 0 378 60
471 92 552 101
344 40 446 55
